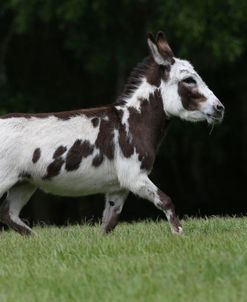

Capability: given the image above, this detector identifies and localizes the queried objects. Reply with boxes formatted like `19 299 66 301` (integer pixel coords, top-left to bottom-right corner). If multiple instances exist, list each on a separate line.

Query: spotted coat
0 31 224 236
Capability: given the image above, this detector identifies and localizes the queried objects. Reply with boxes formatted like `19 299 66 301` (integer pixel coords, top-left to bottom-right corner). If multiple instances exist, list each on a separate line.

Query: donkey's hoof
6 219 34 236
19 228 33 236
101 224 115 235
13 225 33 236
171 226 183 235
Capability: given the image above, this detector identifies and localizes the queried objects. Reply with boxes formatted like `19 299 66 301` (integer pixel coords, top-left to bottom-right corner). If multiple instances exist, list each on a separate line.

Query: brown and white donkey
0 32 224 235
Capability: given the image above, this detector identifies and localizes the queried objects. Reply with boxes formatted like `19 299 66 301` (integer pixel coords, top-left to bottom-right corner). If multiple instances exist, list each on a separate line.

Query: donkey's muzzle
206 101 224 124
212 101 225 121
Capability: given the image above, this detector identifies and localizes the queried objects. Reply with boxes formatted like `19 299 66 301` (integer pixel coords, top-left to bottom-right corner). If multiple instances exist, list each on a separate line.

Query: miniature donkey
0 32 224 235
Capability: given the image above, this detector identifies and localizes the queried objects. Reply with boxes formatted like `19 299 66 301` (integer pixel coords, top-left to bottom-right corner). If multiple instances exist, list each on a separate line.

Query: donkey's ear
156 31 174 60
147 31 174 66
147 32 166 65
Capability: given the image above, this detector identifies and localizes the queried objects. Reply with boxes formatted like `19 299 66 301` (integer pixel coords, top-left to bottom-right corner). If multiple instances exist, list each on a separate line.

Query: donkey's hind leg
0 183 36 235
101 190 128 234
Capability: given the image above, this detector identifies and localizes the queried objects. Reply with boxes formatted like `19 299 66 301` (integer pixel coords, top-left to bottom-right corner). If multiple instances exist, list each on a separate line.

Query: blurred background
0 0 247 226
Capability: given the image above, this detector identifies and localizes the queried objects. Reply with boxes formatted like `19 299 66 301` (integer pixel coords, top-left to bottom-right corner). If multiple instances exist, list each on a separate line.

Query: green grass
1 217 247 302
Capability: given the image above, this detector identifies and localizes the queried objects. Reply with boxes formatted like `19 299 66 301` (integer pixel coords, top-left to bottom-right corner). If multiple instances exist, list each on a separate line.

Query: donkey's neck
116 86 169 171
129 87 168 148
116 79 159 131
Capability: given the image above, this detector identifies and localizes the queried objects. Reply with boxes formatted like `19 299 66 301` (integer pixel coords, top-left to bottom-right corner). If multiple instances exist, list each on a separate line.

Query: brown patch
76 107 110 118
118 126 134 158
157 189 182 233
53 146 67 159
116 109 124 120
178 82 206 111
91 117 99 127
43 145 69 179
43 158 65 179
93 107 118 163
65 139 94 171
145 59 162 86
115 109 132 158
95 118 115 160
146 58 170 86
119 89 168 171
0 106 110 120
92 153 104 167
0 113 34 119
32 148 41 163
157 189 174 211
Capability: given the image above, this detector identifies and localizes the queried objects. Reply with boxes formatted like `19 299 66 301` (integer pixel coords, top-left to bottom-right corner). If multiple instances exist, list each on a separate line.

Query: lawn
0 217 247 302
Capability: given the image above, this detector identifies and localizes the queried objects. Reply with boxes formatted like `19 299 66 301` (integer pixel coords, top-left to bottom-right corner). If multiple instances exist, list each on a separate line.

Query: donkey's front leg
101 190 128 234
128 176 182 234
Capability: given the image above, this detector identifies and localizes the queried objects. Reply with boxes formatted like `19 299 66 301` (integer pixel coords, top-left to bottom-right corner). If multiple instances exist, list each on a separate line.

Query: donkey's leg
128 176 182 234
101 190 128 234
0 183 36 235
0 176 19 209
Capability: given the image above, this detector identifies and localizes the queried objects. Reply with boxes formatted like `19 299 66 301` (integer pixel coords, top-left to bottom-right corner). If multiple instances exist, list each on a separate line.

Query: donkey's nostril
215 104 224 112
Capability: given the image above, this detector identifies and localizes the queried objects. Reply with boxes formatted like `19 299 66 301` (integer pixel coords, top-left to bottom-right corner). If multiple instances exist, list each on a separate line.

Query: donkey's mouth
205 113 223 124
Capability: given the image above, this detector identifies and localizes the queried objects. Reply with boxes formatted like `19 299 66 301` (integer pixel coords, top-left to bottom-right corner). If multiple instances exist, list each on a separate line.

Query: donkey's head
147 32 224 124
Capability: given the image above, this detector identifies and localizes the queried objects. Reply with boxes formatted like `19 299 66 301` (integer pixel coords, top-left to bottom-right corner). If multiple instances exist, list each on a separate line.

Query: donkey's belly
39 179 120 196
35 167 120 197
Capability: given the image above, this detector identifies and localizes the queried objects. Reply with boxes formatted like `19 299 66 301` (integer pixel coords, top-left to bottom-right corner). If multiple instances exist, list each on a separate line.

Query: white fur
123 78 156 108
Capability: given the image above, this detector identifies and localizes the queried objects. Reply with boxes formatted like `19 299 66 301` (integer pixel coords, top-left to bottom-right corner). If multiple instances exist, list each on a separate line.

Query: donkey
0 31 224 236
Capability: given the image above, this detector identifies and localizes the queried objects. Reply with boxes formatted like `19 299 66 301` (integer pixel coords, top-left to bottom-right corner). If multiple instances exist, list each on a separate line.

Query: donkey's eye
182 77 196 84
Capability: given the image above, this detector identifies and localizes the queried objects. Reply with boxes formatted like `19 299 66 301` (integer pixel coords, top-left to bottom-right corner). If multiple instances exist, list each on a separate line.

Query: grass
0 217 247 302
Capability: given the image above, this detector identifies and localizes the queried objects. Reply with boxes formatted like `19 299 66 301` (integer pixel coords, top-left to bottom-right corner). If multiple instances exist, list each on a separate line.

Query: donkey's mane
115 56 153 105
